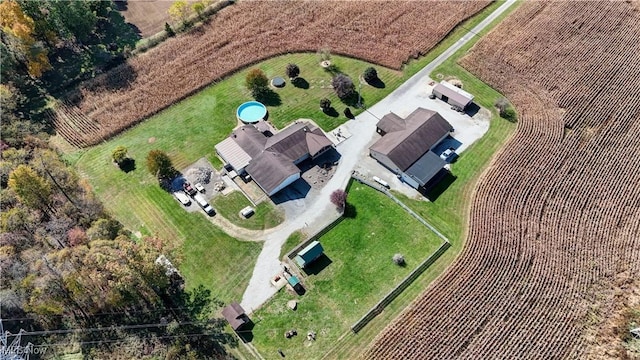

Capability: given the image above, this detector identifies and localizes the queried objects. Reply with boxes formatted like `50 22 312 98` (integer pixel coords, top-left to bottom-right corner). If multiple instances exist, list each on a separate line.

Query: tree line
1 1 233 358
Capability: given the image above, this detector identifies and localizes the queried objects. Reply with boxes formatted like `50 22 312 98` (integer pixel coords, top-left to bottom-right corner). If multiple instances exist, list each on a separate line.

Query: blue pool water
237 101 267 123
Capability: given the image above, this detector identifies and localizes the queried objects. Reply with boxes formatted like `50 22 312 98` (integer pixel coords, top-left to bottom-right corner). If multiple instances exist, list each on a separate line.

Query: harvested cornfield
364 2 640 359
55 1 489 146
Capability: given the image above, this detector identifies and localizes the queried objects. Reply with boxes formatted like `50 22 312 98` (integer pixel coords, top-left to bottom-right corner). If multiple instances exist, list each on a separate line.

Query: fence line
285 215 345 260
350 241 450 333
348 174 451 333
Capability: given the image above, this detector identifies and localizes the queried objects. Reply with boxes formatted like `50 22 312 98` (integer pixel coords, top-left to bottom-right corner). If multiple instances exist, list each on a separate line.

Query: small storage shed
432 81 474 109
294 241 324 268
222 302 250 331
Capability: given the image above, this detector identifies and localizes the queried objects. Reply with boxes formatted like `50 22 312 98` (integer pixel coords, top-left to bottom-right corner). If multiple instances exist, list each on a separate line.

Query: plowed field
53 1 489 147
364 2 640 359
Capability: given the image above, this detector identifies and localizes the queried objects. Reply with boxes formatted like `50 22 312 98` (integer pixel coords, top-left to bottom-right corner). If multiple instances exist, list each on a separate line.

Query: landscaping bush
111 145 128 164
246 68 269 92
331 74 355 99
495 97 518 122
286 63 300 79
320 98 331 112
330 189 347 211
392 253 405 266
363 67 378 83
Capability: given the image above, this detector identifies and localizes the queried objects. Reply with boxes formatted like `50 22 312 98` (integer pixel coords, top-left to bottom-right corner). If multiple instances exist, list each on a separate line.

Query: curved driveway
239 0 517 313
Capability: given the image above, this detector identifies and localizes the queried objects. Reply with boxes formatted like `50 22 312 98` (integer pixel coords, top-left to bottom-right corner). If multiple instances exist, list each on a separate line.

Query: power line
13 319 209 337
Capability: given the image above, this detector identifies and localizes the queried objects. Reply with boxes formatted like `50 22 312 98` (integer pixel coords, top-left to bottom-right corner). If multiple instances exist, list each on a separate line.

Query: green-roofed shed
294 241 324 268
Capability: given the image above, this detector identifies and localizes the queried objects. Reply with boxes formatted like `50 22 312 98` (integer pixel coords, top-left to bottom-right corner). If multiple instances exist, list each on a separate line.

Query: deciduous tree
332 74 355 99
146 149 175 179
330 189 347 211
168 0 191 25
111 145 128 164
8 164 52 211
286 63 300 80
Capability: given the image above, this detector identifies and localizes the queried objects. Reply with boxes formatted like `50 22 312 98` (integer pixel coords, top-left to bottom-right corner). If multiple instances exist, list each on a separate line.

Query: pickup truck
183 181 197 196
193 194 215 216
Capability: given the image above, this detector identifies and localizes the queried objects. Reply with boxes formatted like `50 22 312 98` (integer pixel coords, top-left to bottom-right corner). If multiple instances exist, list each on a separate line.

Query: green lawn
57 1 520 357
212 191 284 230
281 230 305 259
249 183 444 359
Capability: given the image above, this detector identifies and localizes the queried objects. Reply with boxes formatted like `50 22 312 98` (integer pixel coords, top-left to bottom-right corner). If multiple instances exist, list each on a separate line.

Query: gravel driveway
239 0 516 313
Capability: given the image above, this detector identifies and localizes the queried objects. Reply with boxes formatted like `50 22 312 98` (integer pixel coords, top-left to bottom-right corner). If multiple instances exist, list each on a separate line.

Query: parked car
194 183 205 193
174 191 191 206
440 148 456 160
240 206 255 218
194 194 215 216
183 181 197 196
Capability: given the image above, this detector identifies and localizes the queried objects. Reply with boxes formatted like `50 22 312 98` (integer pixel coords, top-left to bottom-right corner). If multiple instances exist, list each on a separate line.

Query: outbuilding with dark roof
222 302 250 331
369 108 453 193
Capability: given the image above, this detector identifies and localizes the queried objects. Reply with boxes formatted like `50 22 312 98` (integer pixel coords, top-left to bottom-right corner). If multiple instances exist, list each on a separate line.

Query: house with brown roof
215 121 333 196
222 302 250 331
369 108 453 192
432 81 474 109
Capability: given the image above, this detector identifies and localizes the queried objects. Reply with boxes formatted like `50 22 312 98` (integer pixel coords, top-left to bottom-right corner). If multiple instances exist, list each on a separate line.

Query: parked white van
193 194 215 216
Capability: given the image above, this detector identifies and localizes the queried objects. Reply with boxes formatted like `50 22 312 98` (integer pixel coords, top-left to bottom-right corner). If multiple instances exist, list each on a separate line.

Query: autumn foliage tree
330 189 347 211
0 0 51 77
168 0 192 25
146 150 175 179
8 164 52 211
245 68 269 98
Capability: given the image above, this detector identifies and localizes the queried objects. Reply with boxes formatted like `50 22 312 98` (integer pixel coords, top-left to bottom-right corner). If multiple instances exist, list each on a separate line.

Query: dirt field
53 0 489 147
119 0 195 37
363 2 640 359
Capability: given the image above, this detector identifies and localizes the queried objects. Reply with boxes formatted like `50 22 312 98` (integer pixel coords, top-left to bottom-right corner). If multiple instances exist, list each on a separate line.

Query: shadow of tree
292 77 309 89
323 107 339 117
118 158 136 173
255 87 282 106
343 203 357 218
366 77 386 89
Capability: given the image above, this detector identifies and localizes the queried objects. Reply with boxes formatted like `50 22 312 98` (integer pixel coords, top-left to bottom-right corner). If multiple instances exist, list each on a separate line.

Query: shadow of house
302 254 332 276
222 302 252 341
464 102 480 117
424 171 457 202
271 178 311 205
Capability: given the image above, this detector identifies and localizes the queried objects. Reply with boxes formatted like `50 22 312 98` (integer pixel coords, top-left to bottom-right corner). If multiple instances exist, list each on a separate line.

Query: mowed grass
249 183 444 359
212 191 284 230
323 3 521 358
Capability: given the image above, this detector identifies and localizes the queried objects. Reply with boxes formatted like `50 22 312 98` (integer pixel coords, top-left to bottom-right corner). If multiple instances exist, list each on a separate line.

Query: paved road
239 0 517 313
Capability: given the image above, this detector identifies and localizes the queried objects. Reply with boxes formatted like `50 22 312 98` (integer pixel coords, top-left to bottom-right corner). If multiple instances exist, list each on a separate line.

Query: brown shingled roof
246 150 300 195
369 108 453 171
222 302 250 331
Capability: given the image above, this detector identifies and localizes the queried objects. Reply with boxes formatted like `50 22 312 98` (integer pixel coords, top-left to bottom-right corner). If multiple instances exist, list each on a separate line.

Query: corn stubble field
364 2 640 359
53 0 489 147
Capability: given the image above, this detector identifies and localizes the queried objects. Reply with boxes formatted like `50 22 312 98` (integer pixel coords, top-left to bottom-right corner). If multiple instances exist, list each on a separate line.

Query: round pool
236 101 267 124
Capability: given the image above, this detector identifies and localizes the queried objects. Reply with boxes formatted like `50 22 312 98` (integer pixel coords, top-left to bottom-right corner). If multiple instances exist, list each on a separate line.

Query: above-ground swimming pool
236 101 267 124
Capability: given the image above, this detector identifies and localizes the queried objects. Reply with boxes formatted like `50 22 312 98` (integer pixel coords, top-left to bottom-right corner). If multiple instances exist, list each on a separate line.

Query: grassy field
57 1 519 357
212 191 284 230
249 183 444 359
322 3 521 358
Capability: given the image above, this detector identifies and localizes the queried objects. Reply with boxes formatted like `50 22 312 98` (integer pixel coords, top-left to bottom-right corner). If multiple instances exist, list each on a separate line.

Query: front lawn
249 183 444 359
212 191 284 230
